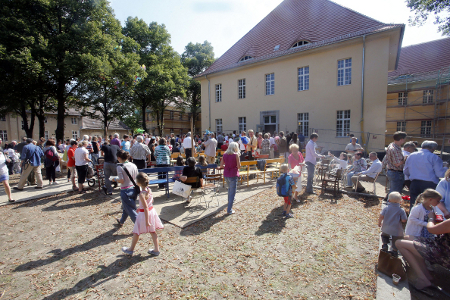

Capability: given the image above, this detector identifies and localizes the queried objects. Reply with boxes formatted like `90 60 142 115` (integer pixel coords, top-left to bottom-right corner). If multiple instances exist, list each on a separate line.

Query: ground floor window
297 113 309 136
421 120 432 137
238 117 246 132
44 131 49 140
336 110 350 137
72 130 78 140
216 119 222 133
396 121 406 132
0 130 7 141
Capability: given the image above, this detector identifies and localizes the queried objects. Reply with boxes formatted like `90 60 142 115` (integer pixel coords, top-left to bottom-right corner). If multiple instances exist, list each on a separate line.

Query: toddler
196 155 208 177
277 164 296 218
378 192 407 256
122 173 164 256
405 189 442 239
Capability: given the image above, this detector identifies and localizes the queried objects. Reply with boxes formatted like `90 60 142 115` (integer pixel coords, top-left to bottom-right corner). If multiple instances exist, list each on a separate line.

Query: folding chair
355 172 381 195
183 177 208 207
204 173 222 207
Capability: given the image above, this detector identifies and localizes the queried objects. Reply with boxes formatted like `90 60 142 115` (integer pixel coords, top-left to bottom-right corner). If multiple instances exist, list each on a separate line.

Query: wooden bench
264 158 285 180
139 164 217 198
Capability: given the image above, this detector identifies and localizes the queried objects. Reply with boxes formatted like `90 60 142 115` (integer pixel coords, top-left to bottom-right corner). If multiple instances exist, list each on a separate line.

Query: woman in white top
74 141 92 194
113 150 139 227
0 151 14 202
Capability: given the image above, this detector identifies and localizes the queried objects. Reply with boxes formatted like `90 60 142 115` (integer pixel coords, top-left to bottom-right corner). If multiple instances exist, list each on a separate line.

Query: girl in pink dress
122 173 164 256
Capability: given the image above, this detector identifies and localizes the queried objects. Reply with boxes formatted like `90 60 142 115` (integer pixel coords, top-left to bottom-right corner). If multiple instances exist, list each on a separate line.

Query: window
215 84 222 102
44 131 49 140
297 113 309 136
397 121 406 132
179 112 183 120
336 110 351 137
71 117 77 124
239 56 253 62
291 40 309 48
265 73 274 95
216 119 222 133
398 92 408 105
264 115 276 124
169 111 174 120
0 115 5 121
72 130 78 140
423 90 433 104
0 130 7 141
298 66 310 91
238 117 246 132
337 58 352 86
421 121 432 137
44 117 47 123
21 120 24 129
238 79 246 99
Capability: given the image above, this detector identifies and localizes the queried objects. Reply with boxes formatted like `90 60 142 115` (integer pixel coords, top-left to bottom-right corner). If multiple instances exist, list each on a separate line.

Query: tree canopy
407 0 450 35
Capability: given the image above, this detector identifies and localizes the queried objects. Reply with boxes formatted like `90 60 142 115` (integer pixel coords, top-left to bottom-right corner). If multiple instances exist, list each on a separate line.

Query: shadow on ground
14 228 129 272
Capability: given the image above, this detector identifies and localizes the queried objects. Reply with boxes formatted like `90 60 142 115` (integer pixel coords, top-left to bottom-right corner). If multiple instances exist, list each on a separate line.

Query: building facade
197 0 403 152
0 108 129 142
145 105 201 136
386 38 450 151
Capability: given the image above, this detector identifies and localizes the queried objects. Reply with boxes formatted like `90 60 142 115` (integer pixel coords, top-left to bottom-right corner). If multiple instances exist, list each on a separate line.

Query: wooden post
191 113 195 156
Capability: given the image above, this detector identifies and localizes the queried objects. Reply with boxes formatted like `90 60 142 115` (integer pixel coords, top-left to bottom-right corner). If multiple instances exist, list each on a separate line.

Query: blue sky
109 0 446 58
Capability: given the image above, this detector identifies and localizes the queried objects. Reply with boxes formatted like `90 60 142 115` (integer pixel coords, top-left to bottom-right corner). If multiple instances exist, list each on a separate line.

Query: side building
196 0 404 152
0 108 130 142
386 38 450 151
145 105 201 136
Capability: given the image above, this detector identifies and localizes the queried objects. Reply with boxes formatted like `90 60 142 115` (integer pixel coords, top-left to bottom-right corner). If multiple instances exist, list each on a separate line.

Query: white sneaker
53 181 58 185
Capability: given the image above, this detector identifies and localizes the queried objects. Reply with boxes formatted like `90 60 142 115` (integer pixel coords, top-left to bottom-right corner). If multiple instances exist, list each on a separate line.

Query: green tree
123 18 189 135
180 41 215 133
407 0 450 35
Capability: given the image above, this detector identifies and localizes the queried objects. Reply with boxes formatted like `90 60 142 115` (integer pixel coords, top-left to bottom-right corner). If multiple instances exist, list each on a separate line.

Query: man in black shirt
181 157 204 189
101 142 119 195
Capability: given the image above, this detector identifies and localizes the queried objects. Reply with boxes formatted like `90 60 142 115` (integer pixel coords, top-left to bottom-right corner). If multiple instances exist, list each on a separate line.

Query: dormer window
239 56 253 62
291 40 310 48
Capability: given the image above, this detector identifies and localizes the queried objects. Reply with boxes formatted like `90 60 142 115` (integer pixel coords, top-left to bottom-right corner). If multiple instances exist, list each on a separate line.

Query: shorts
284 196 291 205
75 165 88 184
0 174 9 183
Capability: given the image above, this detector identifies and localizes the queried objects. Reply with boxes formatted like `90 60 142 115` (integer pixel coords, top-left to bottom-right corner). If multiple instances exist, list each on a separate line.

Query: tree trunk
20 104 34 138
141 102 147 133
56 80 66 141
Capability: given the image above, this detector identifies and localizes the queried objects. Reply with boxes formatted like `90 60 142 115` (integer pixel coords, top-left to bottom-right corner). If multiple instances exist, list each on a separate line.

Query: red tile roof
197 0 403 77
388 38 450 79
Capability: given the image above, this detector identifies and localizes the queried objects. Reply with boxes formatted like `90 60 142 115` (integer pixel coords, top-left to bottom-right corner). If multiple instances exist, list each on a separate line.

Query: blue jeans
225 176 238 213
387 170 404 196
119 187 138 224
306 162 315 193
347 171 356 187
91 153 99 165
409 180 437 209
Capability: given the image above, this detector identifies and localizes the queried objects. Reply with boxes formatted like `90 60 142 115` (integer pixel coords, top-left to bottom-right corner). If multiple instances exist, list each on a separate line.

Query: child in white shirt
405 189 442 239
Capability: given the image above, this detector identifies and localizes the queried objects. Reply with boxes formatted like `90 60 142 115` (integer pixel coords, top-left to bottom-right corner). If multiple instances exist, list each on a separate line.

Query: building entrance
264 115 277 134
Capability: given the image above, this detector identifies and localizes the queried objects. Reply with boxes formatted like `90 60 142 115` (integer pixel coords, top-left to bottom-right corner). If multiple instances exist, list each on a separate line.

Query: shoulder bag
377 250 406 281
121 164 141 195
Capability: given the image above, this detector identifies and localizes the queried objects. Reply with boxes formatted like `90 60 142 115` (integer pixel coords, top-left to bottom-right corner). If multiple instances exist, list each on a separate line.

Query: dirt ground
0 174 383 300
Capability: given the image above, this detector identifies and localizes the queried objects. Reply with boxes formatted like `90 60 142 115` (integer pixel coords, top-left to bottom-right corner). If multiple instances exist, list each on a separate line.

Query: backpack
45 148 59 162
276 173 291 197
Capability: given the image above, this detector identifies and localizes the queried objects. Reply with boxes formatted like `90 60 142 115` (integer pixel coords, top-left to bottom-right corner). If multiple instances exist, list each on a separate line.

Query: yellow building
145 105 201 136
196 0 404 152
0 108 129 142
386 38 450 151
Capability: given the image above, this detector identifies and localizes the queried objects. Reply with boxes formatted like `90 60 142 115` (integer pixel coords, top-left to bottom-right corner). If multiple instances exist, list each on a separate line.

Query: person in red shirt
67 140 78 191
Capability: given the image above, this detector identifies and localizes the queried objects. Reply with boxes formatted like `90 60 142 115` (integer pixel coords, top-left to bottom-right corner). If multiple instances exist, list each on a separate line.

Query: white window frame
337 58 352 86
72 130 79 140
71 117 77 124
179 112 183 120
265 73 274 95
216 119 222 133
169 111 174 120
238 117 246 132
0 130 7 141
215 84 222 102
298 66 309 91
421 120 432 137
423 90 433 104
398 92 408 105
44 131 49 140
0 115 6 121
297 113 309 136
336 110 351 137
397 121 406 132
238 79 246 99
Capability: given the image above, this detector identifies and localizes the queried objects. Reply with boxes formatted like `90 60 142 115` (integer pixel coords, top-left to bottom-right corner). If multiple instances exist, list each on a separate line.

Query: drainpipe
205 75 211 131
360 35 366 150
